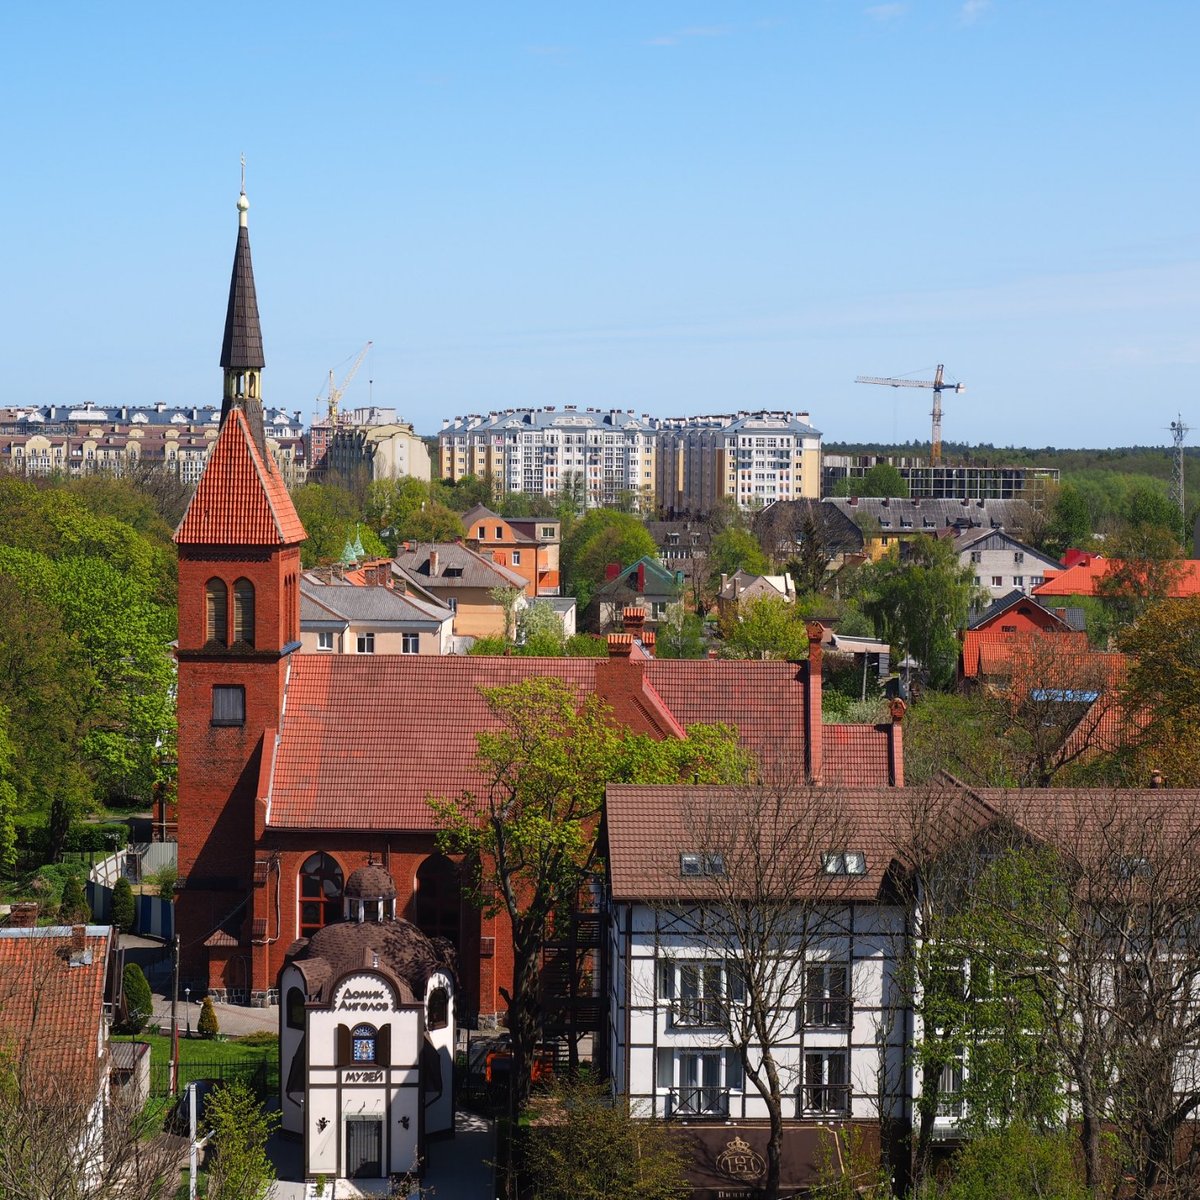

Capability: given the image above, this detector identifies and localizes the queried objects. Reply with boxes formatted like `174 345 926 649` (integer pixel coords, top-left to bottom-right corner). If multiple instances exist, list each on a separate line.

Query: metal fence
148 1056 279 1099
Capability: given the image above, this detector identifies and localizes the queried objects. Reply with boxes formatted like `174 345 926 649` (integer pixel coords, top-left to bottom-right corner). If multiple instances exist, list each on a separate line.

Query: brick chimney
1150 768 1165 789
805 621 824 783
71 924 87 953
606 633 634 658
623 607 646 637
429 549 439 577
8 902 38 927
887 698 907 787
605 563 621 582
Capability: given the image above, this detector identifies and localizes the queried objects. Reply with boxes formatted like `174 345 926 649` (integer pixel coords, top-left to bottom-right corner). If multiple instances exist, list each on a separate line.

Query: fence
149 1056 279 1099
87 842 177 940
87 880 174 941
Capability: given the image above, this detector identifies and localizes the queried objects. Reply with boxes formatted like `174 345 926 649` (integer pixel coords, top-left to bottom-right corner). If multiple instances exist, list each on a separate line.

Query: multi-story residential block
317 406 431 484
460 504 562 596
0 403 306 486
822 453 1058 504
440 407 658 510
655 411 822 517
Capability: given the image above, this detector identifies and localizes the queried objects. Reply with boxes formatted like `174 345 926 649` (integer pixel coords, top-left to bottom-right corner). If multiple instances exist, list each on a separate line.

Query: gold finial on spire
237 154 249 227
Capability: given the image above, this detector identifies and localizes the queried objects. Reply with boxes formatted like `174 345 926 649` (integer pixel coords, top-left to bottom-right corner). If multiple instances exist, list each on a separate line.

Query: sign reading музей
677 1124 845 1199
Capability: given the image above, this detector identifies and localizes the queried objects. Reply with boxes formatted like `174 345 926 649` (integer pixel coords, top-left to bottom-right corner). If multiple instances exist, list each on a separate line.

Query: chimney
623 606 646 636
9 902 38 927
71 924 87 953
429 549 439 577
805 621 824 783
887 698 907 787
1150 769 1165 789
606 633 634 658
605 563 621 582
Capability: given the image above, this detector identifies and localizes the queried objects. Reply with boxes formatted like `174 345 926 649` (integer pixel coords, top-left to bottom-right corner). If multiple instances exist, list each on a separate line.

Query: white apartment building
440 407 657 510
439 407 823 515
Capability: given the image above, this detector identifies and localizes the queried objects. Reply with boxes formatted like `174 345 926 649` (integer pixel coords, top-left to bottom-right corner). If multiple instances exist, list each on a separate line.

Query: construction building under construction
822 453 1059 504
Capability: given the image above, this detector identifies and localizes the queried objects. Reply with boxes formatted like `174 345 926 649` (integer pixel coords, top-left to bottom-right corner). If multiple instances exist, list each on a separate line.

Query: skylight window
822 851 867 876
680 853 725 878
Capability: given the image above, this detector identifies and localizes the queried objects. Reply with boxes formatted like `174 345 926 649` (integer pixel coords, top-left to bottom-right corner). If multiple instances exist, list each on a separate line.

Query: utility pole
1169 414 1189 530
171 934 180 1094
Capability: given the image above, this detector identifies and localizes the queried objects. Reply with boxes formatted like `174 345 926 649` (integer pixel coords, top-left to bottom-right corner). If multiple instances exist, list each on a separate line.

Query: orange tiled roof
0 926 111 1099
175 409 306 546
1034 557 1200 598
961 629 1092 678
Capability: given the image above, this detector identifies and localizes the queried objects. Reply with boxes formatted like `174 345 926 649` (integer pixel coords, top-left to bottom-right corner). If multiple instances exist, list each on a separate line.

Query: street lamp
185 987 192 1037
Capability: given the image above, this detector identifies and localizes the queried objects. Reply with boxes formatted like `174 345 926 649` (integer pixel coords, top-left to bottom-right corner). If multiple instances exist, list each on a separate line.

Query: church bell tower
173 181 307 997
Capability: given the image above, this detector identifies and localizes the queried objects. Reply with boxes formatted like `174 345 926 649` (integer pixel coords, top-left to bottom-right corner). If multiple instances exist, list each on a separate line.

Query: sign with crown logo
715 1134 767 1182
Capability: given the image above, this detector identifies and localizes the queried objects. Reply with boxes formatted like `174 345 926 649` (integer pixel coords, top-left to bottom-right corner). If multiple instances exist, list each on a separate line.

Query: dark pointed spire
219 178 267 456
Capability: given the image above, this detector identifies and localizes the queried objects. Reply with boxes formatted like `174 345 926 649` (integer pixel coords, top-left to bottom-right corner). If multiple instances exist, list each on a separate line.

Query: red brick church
174 189 907 1019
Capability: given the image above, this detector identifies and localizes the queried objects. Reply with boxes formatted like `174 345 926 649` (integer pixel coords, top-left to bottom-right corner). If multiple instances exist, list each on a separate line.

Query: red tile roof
1034 557 1200 598
961 629 1092 678
175 409 306 546
0 926 111 1099
266 656 897 830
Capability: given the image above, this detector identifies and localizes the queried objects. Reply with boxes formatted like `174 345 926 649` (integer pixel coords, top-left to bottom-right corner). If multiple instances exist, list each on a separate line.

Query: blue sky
4 2 1198 447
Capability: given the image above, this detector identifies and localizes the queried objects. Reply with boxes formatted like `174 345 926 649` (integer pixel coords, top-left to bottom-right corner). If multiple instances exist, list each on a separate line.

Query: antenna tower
1170 413 1189 526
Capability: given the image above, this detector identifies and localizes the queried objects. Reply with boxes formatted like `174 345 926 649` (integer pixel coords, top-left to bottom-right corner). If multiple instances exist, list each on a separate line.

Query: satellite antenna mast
1170 413 1190 526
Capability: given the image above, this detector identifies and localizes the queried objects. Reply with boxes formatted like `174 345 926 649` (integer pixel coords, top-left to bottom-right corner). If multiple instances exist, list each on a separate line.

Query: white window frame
356 632 375 654
317 631 334 652
401 633 419 654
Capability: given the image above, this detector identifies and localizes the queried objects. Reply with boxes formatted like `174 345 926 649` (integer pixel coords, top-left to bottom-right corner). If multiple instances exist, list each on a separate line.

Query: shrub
59 873 91 923
146 864 178 900
110 876 135 932
936 1124 1087 1200
119 962 153 1034
205 1078 279 1200
198 995 220 1039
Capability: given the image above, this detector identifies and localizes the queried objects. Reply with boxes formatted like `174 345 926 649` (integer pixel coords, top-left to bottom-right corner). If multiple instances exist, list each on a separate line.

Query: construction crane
320 341 373 426
855 364 965 466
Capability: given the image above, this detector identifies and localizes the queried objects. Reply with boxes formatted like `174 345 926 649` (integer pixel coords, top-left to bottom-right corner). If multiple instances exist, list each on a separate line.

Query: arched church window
427 986 449 1031
233 578 255 646
414 854 461 946
205 578 228 644
298 853 344 938
286 986 307 1030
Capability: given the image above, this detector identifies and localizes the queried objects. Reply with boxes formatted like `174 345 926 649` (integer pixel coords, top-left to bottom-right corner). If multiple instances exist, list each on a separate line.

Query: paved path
265 1110 495 1199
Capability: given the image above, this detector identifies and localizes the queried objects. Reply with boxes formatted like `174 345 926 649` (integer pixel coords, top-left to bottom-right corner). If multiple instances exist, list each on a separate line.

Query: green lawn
114 1030 277 1068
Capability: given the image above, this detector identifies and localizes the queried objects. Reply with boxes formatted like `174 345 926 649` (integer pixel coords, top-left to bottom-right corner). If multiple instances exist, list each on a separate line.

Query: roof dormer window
821 851 867 876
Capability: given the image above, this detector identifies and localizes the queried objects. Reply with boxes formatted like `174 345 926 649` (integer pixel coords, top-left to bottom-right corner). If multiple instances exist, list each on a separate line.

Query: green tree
198 994 220 1039
205 1079 279 1200
428 677 752 1173
58 873 90 923
110 876 135 933
1124 480 1180 538
720 596 809 660
1038 482 1092 558
489 585 522 642
708 528 770 579
119 963 153 1035
525 1083 690 1200
562 511 657 610
517 601 566 656
831 463 909 498
291 482 360 566
1097 522 1184 630
862 535 978 689
655 603 706 659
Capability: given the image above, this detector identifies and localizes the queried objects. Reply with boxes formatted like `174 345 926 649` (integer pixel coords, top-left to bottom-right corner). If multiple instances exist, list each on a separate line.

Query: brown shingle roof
220 223 264 369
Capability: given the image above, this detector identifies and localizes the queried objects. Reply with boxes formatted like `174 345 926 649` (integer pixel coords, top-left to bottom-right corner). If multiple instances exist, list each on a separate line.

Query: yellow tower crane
854 363 965 466
321 341 373 427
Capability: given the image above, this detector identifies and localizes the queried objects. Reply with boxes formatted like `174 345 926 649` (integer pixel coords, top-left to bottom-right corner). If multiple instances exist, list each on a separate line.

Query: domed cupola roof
344 864 398 902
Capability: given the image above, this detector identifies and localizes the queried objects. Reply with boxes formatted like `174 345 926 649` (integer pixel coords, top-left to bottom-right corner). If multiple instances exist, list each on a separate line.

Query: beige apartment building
321 407 431 483
656 411 822 518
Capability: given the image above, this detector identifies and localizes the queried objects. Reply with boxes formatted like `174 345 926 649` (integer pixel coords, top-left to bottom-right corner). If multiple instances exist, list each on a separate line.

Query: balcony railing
672 997 724 1027
802 997 852 1027
798 1083 851 1117
671 1086 730 1117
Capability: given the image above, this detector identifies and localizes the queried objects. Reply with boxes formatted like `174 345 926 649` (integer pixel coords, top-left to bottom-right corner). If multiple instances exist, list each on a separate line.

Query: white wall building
956 528 1061 601
279 866 456 1187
